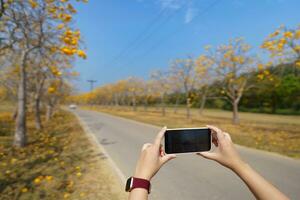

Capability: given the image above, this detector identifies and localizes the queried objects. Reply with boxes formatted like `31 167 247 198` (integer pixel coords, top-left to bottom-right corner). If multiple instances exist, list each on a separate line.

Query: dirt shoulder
0 109 126 199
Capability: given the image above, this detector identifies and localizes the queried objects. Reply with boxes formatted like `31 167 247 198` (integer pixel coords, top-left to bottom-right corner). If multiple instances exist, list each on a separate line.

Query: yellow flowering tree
0 0 87 147
111 80 128 107
150 70 170 116
169 57 196 119
210 38 257 124
261 25 300 74
141 80 159 111
258 25 300 112
124 77 144 111
195 51 214 115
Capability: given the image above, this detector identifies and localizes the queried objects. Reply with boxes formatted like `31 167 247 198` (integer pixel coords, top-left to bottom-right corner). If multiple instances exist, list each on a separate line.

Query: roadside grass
82 105 300 159
0 107 126 200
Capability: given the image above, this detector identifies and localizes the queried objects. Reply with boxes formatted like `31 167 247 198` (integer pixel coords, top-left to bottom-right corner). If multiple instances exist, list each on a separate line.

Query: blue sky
73 0 300 91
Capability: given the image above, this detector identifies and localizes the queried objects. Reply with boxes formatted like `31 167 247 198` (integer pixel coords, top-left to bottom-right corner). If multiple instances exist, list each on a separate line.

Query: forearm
128 188 148 200
233 162 289 200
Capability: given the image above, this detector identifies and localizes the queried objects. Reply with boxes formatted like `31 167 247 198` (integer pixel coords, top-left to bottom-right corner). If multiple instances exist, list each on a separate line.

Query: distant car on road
69 104 77 109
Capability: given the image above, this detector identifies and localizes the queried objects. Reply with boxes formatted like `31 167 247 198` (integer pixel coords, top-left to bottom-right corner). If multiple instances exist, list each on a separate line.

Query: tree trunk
144 98 148 111
12 107 18 120
174 95 179 114
199 87 208 115
14 53 27 147
121 96 125 106
34 77 45 130
232 100 239 124
46 103 53 122
271 101 276 114
155 104 159 111
271 92 277 114
161 94 165 116
132 97 137 111
186 98 190 119
114 95 119 107
34 94 42 130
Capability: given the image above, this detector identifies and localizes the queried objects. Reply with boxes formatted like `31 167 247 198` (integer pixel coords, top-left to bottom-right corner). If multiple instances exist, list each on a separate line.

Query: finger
212 133 218 143
207 125 225 141
211 132 218 146
160 150 163 157
142 143 152 151
212 138 218 147
161 154 176 164
224 132 232 141
197 152 218 160
159 146 165 157
207 125 218 139
154 126 167 147
207 125 222 134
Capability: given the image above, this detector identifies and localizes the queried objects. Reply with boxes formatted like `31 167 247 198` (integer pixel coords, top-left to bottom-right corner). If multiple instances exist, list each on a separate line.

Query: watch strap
126 177 151 194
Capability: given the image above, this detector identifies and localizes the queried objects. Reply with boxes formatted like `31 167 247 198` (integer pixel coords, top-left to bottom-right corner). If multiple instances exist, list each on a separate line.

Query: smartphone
164 127 211 154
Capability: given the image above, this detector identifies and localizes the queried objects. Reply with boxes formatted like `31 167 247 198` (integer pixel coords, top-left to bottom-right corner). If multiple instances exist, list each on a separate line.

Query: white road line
72 111 127 186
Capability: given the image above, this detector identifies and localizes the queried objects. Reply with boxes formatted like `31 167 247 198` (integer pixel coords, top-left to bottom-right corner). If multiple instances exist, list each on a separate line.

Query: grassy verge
82 105 300 159
0 107 126 199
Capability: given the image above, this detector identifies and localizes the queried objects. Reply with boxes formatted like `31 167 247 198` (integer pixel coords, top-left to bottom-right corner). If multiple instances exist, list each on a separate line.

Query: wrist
231 160 249 174
134 171 152 181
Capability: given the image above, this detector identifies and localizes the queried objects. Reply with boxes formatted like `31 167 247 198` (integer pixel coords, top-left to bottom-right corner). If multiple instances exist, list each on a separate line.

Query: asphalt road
73 109 300 200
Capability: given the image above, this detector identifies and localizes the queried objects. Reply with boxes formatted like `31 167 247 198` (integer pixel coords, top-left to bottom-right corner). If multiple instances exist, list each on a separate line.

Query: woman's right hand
197 125 246 171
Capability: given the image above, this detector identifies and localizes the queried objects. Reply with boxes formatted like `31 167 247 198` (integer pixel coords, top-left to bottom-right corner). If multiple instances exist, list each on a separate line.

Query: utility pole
87 80 97 92
87 80 97 105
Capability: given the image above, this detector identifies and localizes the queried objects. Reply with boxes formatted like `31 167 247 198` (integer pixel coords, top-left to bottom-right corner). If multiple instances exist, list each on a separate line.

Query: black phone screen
164 128 211 154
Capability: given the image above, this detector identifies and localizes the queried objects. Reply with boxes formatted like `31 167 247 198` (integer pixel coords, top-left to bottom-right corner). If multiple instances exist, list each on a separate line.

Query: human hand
134 127 176 181
197 125 246 171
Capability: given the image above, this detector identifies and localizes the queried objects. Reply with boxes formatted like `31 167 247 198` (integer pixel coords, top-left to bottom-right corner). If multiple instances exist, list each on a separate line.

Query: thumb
161 154 177 165
197 152 218 160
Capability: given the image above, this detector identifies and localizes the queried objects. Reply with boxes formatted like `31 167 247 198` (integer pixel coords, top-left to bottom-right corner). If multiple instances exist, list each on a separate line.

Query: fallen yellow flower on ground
34 178 41 184
80 192 85 197
64 193 70 199
45 176 53 181
76 172 82 177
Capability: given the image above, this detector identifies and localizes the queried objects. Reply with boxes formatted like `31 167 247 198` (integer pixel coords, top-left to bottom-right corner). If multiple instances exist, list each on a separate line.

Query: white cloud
185 7 198 23
158 0 184 10
158 0 198 23
137 0 198 24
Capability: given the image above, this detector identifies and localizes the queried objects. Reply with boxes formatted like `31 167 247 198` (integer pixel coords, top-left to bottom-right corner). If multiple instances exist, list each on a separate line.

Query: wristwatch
125 177 151 194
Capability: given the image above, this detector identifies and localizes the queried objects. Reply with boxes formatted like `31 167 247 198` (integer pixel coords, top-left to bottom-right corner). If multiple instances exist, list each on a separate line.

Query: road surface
73 109 300 200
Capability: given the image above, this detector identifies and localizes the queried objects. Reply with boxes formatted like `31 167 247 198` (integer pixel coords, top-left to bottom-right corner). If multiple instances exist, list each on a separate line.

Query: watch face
125 177 133 192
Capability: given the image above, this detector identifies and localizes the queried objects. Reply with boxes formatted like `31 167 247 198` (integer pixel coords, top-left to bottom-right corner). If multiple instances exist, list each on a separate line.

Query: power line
122 0 222 67
105 7 169 66
107 2 189 67
113 3 189 65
